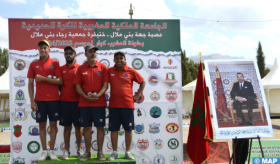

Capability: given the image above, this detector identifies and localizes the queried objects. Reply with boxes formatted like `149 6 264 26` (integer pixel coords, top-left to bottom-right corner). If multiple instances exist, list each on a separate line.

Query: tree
0 47 9 76
264 68 270 77
256 42 266 78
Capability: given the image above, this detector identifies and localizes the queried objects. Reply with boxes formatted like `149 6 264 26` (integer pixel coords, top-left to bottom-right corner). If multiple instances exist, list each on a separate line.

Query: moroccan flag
187 62 213 164
216 67 228 116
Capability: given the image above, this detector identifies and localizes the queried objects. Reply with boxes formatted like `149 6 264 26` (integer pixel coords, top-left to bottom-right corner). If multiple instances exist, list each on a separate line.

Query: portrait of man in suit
230 72 257 126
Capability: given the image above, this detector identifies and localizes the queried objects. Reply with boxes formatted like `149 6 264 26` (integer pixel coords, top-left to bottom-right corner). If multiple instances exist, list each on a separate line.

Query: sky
1 0 280 65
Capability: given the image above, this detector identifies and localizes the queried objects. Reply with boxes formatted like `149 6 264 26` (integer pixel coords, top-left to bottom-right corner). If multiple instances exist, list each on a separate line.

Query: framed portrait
204 59 274 139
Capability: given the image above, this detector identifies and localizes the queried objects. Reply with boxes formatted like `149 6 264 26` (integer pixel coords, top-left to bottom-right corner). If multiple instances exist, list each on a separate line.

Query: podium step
38 154 136 164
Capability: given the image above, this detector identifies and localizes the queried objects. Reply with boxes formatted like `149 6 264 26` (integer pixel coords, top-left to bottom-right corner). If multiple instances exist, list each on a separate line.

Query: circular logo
153 154 165 164
12 141 22 153
135 108 146 117
107 141 112 150
118 125 125 136
15 89 26 106
148 74 159 86
14 59 26 71
166 123 179 133
254 158 260 164
137 139 149 151
150 91 160 101
168 138 179 149
150 106 162 118
91 140 98 151
60 142 70 151
27 141 40 154
132 58 144 70
76 140 86 152
122 140 134 150
139 156 150 164
100 59 110 68
169 154 179 164
165 90 178 102
153 139 163 149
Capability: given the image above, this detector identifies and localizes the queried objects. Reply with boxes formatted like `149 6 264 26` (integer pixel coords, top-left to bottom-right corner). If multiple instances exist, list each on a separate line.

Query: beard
66 58 74 64
90 55 96 61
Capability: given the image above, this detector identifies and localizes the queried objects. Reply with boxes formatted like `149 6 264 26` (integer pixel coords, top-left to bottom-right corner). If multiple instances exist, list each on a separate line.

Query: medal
47 75 52 78
52 76 57 79
93 92 97 95
87 92 92 96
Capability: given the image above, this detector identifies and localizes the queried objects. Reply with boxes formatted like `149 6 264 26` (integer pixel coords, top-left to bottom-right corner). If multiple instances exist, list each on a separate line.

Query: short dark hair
38 42 49 47
236 72 244 76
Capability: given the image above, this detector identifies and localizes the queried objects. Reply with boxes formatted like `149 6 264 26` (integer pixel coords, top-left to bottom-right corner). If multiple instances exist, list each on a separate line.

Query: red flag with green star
186 61 213 164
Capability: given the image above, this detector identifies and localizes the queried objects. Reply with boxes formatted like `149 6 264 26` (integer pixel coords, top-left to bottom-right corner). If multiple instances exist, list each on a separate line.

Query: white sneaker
38 151 48 161
49 150 58 161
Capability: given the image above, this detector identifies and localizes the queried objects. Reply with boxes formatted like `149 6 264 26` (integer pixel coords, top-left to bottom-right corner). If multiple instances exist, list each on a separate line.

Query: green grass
0 125 9 129
38 154 136 164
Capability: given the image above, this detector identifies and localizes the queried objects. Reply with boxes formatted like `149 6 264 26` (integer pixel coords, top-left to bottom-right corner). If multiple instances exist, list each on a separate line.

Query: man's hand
236 96 245 103
31 101 38 111
35 74 46 82
83 93 98 102
133 94 141 102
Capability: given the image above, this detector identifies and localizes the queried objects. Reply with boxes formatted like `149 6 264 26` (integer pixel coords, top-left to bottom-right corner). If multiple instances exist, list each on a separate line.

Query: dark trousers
233 98 255 120
233 139 249 164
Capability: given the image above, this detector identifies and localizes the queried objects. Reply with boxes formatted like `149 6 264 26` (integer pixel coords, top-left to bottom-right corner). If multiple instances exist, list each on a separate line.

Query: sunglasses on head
65 52 74 56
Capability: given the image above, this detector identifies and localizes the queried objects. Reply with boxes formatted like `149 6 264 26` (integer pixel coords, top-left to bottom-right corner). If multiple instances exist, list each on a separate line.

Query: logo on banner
30 157 39 164
106 141 113 152
100 59 110 68
14 76 26 87
135 91 144 103
150 91 160 101
76 140 86 151
168 59 173 65
47 141 58 151
154 154 165 164
148 59 160 69
31 111 36 120
60 142 70 151
137 139 149 151
164 72 178 87
14 89 27 106
105 92 110 102
118 125 125 136
104 124 110 135
134 123 144 134
136 108 146 117
166 123 179 133
168 106 177 118
149 122 160 134
12 108 28 121
13 141 22 153
122 140 134 150
47 126 58 135
150 106 162 118
13 157 25 164
27 141 40 154
132 58 144 70
29 125 39 136
139 156 150 164
105 107 109 118
148 74 159 86
165 90 178 102
14 59 26 71
91 140 98 151
170 154 179 164
153 139 163 149
168 138 179 149
13 125 22 138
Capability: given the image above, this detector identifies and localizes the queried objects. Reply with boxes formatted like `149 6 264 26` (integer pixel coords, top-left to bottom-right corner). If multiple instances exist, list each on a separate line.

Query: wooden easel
229 135 264 164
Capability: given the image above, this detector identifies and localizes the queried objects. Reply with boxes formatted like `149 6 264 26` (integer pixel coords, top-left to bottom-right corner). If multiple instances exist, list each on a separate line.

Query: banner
8 19 182 164
204 59 273 139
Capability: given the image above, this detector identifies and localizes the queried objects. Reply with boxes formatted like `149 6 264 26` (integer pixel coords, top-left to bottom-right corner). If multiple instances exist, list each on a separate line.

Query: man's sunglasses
65 52 74 56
